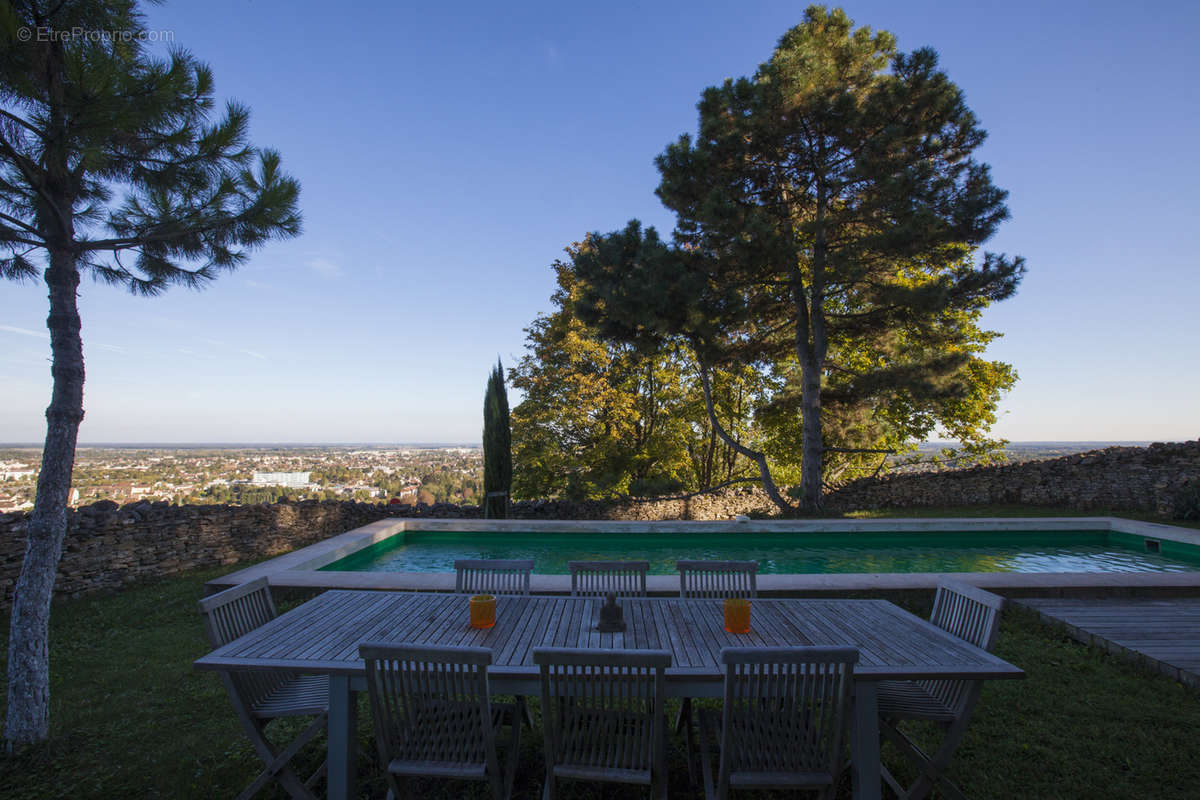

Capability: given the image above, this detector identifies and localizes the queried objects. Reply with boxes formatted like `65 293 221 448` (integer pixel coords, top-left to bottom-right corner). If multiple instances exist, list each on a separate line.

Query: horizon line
1 439 1186 450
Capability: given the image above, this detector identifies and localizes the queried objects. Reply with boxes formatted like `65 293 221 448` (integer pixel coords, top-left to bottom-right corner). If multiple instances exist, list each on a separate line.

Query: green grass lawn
2 561 1199 799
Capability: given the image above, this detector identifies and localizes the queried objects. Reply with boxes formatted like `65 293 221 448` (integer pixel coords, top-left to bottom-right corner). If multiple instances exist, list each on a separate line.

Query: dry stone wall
2 441 1197 607
824 441 1200 516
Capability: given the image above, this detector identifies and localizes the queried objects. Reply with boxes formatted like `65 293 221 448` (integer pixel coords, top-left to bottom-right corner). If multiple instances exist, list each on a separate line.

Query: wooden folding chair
198 578 328 800
675 559 760 765
359 642 523 800
454 559 537 727
534 647 671 800
568 560 649 598
455 558 534 596
697 646 858 800
876 580 1004 800
676 560 758 599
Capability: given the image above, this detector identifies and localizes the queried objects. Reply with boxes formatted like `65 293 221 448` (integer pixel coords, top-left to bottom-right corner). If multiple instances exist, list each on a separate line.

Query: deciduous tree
510 251 755 500
1 0 300 747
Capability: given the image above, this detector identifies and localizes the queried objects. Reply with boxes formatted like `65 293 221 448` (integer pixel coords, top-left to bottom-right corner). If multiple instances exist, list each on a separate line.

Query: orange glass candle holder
723 598 751 634
469 594 496 629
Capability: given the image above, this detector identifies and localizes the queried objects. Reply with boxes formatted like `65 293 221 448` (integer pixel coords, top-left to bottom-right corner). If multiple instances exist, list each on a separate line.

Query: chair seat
876 680 957 723
730 770 835 789
390 701 517 765
389 759 489 779
556 705 654 775
252 674 329 719
553 764 652 785
697 707 830 779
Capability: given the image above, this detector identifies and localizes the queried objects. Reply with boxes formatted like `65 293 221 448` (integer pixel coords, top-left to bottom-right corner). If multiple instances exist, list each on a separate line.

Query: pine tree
1 0 301 746
576 7 1024 513
482 359 512 518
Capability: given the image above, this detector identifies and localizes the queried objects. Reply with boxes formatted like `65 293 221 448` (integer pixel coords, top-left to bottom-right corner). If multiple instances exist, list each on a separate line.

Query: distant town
0 445 483 513
0 441 1158 513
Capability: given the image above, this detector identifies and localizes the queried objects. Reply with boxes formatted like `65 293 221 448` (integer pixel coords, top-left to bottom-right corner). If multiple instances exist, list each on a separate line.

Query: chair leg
880 759 905 797
674 697 692 734
237 713 325 800
304 758 327 789
696 711 719 800
385 774 409 800
683 701 699 787
655 706 669 800
501 698 525 800
881 715 973 800
522 699 536 730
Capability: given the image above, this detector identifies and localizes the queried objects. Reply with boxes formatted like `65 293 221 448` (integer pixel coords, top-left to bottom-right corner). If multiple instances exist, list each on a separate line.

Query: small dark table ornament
596 591 626 632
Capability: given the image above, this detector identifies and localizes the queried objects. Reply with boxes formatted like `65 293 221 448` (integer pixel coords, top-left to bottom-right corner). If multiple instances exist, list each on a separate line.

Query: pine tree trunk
795 178 828 514
798 352 823 513
5 247 84 749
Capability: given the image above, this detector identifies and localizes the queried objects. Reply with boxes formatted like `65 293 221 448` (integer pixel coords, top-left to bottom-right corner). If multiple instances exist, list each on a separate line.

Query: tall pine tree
577 7 1024 513
482 359 512 518
1 0 300 746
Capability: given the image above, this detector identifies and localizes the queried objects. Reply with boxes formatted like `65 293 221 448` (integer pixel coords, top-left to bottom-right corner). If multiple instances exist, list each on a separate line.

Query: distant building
0 496 33 512
251 471 311 488
0 461 35 480
89 482 152 503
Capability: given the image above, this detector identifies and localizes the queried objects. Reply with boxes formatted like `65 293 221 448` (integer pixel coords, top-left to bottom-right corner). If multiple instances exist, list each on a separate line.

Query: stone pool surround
209 516 1200 598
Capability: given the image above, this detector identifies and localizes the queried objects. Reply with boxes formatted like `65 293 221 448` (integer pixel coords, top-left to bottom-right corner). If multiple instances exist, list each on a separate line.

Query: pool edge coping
206 515 1200 597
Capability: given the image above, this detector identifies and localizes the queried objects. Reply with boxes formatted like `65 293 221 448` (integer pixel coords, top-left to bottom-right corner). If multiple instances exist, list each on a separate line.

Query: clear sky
2 0 1198 444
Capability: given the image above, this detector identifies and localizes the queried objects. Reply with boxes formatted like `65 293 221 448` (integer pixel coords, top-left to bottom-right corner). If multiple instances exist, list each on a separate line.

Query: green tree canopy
510 251 756 501
574 6 1023 513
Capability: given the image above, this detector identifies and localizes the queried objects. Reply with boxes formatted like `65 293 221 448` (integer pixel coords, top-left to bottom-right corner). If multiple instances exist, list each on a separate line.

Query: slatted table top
194 590 1023 684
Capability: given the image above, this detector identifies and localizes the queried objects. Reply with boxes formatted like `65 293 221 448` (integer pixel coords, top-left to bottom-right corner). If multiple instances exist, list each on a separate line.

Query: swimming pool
319 528 1200 575
211 517 1200 596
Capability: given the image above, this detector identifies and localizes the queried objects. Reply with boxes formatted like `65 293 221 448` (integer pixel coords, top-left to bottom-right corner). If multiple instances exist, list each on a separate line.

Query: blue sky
2 0 1198 444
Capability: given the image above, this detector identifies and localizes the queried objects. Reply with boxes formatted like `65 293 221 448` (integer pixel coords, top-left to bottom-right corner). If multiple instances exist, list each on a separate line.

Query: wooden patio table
194 590 1023 800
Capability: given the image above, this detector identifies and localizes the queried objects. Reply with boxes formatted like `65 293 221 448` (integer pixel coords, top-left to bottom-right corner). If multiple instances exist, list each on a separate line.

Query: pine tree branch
0 110 44 141
0 211 42 238
0 129 70 238
82 212 244 252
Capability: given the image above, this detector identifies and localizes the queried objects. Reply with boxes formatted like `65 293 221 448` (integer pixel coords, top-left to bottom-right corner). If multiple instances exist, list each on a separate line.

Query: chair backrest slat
454 559 534 596
534 647 669 773
718 646 857 788
677 560 758 599
920 580 1004 713
198 577 290 711
359 643 499 772
568 561 649 598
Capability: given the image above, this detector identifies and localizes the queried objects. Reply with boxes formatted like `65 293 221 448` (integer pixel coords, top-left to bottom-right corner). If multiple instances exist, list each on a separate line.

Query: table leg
327 675 357 800
852 680 881 800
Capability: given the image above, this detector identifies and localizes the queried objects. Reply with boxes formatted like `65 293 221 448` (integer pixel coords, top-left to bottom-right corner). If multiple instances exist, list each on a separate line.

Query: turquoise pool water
319 530 1200 575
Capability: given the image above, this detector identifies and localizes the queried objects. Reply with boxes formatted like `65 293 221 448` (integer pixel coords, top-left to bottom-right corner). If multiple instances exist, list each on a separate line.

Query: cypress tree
482 359 512 518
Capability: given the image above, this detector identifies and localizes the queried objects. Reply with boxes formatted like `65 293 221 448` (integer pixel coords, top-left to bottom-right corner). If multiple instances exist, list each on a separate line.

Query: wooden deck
1014 597 1200 688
